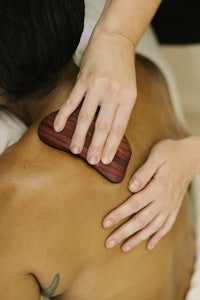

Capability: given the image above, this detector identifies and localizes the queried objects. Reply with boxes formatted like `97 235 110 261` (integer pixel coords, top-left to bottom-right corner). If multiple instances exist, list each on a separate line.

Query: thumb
129 150 161 192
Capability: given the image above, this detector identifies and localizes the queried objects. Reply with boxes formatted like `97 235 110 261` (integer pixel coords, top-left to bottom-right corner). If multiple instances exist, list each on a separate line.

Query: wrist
90 28 136 52
93 18 136 48
93 0 161 46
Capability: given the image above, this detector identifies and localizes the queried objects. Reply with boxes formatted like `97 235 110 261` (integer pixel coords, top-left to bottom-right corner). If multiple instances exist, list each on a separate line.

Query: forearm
93 0 161 46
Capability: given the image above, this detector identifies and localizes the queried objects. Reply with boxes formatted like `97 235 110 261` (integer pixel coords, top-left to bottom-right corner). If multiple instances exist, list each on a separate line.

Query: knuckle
118 222 134 241
138 214 149 229
93 78 121 95
126 221 135 233
151 219 162 233
95 121 110 133
111 124 124 137
130 198 141 212
57 108 68 119
108 81 120 95
118 230 126 241
93 77 102 89
114 229 126 242
134 233 146 245
116 205 129 220
67 97 76 108
115 209 126 222
129 228 150 248
78 111 91 123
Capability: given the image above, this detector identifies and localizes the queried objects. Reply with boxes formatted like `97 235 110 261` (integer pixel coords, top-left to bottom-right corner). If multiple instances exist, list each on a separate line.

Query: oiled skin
0 56 195 300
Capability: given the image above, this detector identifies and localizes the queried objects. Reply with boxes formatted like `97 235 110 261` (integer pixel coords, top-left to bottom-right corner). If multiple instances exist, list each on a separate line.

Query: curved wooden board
38 108 132 183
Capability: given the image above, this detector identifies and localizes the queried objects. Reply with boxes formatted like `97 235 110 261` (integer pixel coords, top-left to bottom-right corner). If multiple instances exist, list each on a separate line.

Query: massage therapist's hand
53 32 136 165
103 138 200 252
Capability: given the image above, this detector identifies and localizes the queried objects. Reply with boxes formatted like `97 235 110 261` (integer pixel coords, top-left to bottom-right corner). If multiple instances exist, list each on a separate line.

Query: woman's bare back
0 56 195 300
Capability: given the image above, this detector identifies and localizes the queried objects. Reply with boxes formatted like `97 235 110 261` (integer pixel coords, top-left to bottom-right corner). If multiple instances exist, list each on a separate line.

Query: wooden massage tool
38 107 132 183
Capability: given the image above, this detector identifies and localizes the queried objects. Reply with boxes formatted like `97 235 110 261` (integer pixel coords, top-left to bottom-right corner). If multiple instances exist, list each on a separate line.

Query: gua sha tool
38 108 132 183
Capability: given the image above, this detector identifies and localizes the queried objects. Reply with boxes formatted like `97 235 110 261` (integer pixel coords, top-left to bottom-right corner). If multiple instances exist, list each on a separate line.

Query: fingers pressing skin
147 213 177 250
54 33 136 165
105 198 168 251
69 89 101 156
86 100 118 165
55 76 136 164
103 138 196 252
87 95 134 165
101 101 134 164
121 212 169 252
128 148 163 193
104 202 156 249
103 188 151 229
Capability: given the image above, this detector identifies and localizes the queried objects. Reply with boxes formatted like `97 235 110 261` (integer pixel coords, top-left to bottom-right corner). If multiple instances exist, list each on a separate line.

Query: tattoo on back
40 273 60 297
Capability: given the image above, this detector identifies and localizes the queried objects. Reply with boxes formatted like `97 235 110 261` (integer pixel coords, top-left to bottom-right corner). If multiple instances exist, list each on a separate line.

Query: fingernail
54 123 62 132
103 219 114 228
129 179 140 191
71 146 81 154
122 245 131 252
147 243 154 250
88 156 99 165
106 239 116 249
101 156 112 165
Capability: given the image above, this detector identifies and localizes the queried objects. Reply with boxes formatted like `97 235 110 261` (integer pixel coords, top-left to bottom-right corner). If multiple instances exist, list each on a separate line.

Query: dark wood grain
38 108 132 183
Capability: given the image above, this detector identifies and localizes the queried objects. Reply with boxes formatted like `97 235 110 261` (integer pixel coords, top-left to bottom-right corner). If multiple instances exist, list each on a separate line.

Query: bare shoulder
0 147 42 299
136 54 169 86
